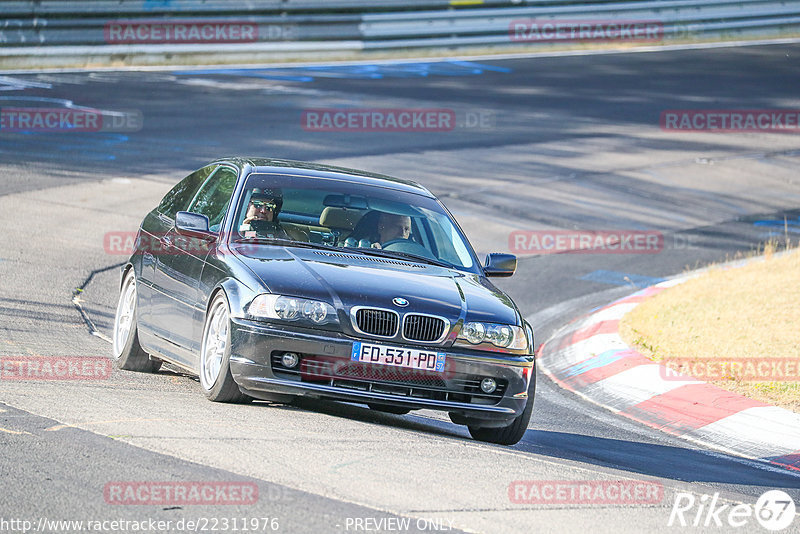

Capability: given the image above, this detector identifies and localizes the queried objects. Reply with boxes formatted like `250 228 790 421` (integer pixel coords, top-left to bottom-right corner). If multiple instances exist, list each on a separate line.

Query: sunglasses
251 200 276 210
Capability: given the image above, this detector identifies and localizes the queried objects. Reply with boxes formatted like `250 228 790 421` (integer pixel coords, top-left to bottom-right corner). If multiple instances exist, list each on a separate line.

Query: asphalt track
1 43 800 534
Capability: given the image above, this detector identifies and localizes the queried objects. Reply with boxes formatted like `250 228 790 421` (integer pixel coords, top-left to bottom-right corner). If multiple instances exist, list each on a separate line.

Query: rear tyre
112 270 162 373
200 292 252 403
468 371 536 446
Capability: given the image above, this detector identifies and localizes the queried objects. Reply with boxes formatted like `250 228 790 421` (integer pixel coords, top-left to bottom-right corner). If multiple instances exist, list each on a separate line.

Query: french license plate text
351 342 446 372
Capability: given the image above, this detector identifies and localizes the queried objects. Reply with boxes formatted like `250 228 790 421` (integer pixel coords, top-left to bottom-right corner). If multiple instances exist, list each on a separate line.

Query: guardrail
0 1 615 17
1 0 799 67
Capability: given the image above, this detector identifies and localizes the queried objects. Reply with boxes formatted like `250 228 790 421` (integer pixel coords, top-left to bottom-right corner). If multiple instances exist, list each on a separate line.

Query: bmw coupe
112 158 535 445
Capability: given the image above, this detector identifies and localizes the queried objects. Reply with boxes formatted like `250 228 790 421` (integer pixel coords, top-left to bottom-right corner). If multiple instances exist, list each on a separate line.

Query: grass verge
619 240 800 412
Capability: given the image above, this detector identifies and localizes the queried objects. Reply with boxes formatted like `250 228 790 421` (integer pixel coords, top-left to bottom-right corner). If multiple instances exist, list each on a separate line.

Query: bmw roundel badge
392 297 409 307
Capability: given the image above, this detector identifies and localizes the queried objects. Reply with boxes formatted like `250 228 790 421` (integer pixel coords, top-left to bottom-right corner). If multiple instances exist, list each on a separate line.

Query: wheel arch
206 277 253 319
199 278 253 403
120 262 135 289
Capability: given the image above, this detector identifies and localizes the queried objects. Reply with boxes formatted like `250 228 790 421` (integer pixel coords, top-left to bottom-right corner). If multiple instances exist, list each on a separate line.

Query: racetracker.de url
0 517 280 533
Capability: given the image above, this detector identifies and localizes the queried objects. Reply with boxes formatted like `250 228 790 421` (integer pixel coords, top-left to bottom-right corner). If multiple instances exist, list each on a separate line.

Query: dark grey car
112 158 535 445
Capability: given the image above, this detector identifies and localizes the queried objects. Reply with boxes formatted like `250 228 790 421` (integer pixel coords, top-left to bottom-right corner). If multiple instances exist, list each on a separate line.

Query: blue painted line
562 349 628 378
172 69 314 82
370 62 463 77
448 60 514 73
753 218 800 237
172 61 511 83
753 217 800 228
97 134 129 145
143 0 173 10
0 132 127 161
298 65 385 77
581 270 666 288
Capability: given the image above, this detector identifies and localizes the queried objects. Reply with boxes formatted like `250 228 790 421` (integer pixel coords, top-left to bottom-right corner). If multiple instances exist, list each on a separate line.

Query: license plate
351 341 446 372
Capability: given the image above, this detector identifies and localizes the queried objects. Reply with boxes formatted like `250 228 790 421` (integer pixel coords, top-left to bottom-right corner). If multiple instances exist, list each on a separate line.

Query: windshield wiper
344 247 451 268
234 237 334 251
235 237 452 267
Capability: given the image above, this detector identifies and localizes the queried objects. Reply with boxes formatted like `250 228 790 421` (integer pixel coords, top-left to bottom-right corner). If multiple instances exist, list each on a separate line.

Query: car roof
216 157 435 198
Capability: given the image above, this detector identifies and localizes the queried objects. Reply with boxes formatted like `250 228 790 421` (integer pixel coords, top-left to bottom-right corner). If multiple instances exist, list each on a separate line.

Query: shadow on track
271 393 800 491
515 429 800 491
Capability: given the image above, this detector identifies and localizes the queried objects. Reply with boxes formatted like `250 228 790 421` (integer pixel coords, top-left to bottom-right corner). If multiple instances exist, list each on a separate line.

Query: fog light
281 352 300 369
480 377 497 394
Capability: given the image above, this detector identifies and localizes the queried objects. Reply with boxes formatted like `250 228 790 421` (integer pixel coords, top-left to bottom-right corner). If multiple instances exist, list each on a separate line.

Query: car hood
231 245 519 326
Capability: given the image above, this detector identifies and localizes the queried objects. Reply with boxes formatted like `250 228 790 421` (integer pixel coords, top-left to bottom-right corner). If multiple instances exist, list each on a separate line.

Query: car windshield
232 173 477 271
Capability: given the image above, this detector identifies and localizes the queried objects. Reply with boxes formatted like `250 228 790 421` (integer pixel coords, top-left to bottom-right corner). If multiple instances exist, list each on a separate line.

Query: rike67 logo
668 490 796 531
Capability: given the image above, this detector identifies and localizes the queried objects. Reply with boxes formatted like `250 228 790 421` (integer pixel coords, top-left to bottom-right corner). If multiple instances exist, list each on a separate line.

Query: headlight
456 322 528 351
461 321 486 344
248 294 337 325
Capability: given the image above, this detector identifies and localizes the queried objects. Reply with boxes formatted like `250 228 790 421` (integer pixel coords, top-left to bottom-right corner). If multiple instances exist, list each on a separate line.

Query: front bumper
228 318 534 426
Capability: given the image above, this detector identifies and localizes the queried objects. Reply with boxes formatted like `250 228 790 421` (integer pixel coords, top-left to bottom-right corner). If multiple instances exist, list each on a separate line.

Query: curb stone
537 256 800 472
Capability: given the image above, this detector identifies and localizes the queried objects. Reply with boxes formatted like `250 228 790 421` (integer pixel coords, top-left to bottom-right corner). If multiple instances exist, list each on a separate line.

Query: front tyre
200 292 252 403
468 371 536 446
112 270 161 373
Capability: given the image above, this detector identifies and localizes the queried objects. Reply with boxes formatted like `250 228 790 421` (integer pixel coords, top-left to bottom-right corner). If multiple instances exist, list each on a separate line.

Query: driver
240 189 289 239
372 213 411 249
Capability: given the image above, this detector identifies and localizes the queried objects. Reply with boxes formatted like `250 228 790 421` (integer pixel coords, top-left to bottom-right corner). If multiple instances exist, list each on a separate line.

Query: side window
187 167 238 233
157 165 217 219
428 216 473 268
410 218 429 248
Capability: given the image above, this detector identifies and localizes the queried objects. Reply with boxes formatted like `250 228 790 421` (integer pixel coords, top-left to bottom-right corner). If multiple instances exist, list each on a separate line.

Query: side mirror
484 253 516 277
175 211 216 240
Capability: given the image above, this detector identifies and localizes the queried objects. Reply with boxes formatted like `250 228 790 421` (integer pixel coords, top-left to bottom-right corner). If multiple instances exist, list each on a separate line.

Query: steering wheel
381 238 415 248
381 239 436 260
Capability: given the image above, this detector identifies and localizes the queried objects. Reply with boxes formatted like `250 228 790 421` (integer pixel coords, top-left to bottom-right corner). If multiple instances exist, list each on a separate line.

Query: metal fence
1 0 799 65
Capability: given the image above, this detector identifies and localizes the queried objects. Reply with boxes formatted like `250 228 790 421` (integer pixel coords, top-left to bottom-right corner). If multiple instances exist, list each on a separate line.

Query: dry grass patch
619 245 800 412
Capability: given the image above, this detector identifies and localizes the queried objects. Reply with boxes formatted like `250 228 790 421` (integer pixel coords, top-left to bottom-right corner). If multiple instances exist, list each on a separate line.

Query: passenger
240 189 288 239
